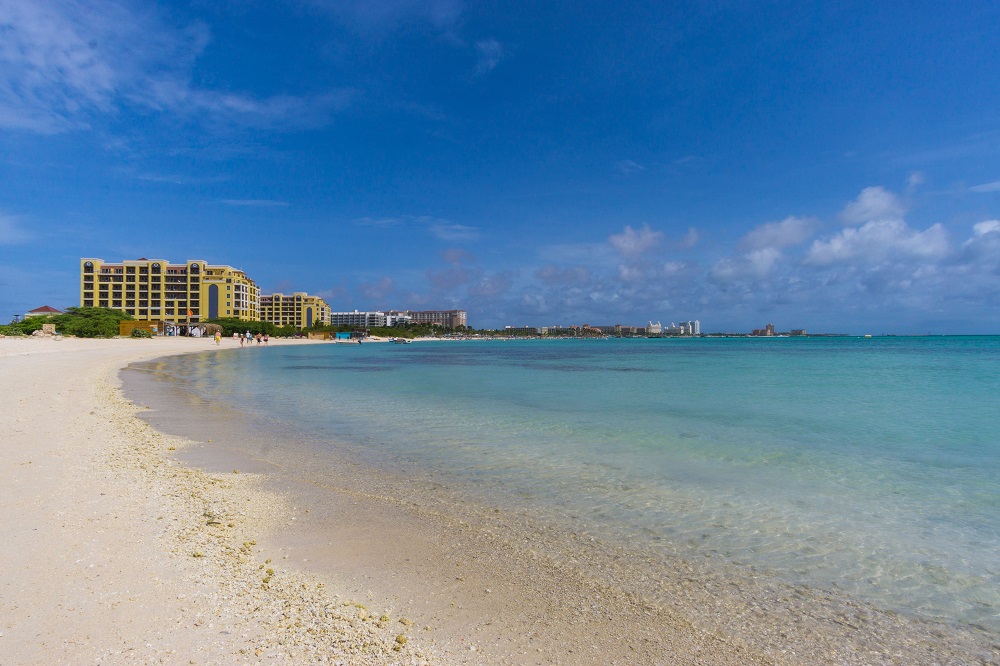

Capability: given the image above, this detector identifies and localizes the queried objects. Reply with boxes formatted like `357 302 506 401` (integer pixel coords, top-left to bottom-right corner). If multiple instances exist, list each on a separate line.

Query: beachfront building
385 311 413 327
260 292 331 329
25 305 64 318
329 310 388 328
80 258 260 326
389 309 467 329
503 325 546 336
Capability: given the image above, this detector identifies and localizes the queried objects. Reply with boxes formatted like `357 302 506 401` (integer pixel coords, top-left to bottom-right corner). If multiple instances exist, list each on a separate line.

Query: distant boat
394 338 412 344
864 334 873 338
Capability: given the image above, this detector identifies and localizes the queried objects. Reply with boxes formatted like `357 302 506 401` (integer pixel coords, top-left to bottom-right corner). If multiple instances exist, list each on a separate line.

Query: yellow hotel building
260 292 331 329
80 258 260 324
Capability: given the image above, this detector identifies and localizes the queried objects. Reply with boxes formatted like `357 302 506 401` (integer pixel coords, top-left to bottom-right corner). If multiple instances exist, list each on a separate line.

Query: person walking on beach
263 334 268 346
214 330 221 345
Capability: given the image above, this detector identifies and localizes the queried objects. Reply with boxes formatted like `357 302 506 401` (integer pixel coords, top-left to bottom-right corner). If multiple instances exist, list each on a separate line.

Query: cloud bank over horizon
333 184 998 333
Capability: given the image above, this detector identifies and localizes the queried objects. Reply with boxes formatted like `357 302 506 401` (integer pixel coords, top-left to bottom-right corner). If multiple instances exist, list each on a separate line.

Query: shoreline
3 335 998 664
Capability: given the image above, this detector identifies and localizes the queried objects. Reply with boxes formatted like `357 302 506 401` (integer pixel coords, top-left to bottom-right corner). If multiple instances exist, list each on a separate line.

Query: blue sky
2 0 1000 333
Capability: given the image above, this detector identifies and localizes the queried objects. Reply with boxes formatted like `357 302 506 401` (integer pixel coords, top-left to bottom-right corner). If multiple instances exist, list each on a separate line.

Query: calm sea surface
143 336 1000 632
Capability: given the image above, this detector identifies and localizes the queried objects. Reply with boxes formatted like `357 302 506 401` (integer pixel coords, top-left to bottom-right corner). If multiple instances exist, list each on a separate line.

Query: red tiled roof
28 305 63 314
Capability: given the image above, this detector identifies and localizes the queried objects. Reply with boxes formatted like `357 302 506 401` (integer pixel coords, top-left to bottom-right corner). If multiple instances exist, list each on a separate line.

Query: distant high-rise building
387 309 467 329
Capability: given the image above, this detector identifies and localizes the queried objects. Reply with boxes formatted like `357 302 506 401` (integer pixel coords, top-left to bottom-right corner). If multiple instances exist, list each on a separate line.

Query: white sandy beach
0 335 433 664
2 335 997 665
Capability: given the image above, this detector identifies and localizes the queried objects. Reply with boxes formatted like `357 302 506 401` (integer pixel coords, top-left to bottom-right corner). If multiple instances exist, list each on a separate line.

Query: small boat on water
394 338 412 344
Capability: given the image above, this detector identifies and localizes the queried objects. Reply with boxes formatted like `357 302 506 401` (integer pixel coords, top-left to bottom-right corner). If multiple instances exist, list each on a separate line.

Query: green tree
52 307 133 338
0 317 47 336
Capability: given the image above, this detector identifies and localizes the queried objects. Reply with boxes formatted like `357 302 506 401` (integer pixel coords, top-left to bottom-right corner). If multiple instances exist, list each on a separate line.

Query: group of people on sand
213 330 268 347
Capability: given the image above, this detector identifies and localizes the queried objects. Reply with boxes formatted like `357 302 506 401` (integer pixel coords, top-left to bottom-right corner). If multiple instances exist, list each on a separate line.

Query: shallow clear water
150 336 1000 632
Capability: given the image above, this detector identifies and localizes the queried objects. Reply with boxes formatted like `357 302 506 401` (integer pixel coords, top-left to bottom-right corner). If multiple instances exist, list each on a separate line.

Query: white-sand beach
2 335 997 665
0 335 433 664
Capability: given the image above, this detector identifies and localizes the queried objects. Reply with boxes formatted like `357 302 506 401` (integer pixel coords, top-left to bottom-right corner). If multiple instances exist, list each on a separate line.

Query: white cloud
473 39 504 77
614 159 645 175
140 81 353 130
608 224 663 257
747 247 781 274
806 219 949 266
969 180 1000 193
959 220 1000 264
0 213 32 244
740 216 817 250
677 227 699 249
0 0 129 132
430 222 479 242
972 220 1000 236
468 272 512 298
661 261 687 276
0 0 349 133
710 247 781 282
839 186 905 225
617 263 645 282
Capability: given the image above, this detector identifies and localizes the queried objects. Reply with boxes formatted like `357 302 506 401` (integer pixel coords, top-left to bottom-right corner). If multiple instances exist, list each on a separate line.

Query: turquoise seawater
152 336 1000 632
